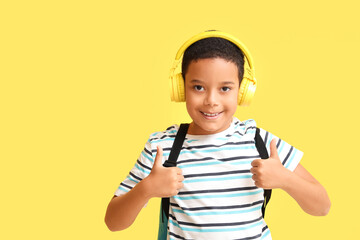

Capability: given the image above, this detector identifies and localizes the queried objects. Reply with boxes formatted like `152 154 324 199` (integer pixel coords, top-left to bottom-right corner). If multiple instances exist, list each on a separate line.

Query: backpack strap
161 123 189 222
254 127 272 218
163 124 190 167
159 125 270 228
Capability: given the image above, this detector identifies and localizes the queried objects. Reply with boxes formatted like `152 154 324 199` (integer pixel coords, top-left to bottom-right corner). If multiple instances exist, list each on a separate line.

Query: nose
204 89 219 107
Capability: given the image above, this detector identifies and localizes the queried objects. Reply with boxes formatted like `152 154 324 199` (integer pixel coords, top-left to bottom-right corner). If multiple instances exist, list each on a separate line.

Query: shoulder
242 119 257 130
233 118 257 136
147 124 179 145
144 124 180 159
239 118 268 140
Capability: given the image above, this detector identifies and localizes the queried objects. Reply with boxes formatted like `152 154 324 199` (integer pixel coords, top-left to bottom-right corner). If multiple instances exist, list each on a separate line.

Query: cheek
186 91 200 106
185 95 196 113
186 100 199 113
225 91 239 110
232 88 240 103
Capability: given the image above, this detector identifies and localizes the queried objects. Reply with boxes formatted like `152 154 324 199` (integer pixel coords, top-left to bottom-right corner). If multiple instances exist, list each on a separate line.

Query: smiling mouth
200 111 223 119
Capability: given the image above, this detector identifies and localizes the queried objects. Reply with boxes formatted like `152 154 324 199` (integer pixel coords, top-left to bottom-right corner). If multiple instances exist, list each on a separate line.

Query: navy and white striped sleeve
113 137 154 198
258 128 304 172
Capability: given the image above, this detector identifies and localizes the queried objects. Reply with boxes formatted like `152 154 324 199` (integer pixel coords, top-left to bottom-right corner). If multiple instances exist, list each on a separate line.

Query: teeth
203 112 219 116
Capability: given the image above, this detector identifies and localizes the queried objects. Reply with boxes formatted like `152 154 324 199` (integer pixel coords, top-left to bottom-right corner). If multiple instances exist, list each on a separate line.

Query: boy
105 30 331 239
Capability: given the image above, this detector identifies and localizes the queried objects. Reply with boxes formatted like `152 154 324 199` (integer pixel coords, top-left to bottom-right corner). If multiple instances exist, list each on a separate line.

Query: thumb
270 139 279 159
153 145 164 168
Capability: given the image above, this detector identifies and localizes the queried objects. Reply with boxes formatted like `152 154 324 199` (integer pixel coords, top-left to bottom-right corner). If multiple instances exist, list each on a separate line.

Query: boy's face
184 57 239 135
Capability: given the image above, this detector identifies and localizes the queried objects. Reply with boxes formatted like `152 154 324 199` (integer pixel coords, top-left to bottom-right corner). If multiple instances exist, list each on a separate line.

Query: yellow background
1 0 359 239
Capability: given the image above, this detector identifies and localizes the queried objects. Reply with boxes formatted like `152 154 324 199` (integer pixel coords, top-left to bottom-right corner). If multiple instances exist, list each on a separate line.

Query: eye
194 85 204 91
221 87 231 92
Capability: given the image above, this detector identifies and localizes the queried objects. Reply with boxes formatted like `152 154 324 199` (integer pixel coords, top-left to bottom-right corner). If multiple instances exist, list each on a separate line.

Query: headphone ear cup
238 77 257 106
169 69 176 101
170 72 185 102
175 73 185 102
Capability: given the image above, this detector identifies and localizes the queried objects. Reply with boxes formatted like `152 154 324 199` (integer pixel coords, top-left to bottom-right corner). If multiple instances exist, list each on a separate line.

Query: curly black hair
181 37 245 84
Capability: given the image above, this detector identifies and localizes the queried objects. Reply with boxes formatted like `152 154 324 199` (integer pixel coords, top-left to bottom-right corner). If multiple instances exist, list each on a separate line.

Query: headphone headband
174 30 255 76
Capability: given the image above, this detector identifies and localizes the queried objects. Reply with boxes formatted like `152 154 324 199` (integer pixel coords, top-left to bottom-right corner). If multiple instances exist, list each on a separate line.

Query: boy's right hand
144 146 184 198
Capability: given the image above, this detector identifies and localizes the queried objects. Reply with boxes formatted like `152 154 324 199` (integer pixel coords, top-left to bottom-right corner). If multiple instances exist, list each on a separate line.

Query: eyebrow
190 79 235 85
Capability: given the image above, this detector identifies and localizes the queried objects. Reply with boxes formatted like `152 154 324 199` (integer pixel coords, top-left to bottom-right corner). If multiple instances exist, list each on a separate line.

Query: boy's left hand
250 139 290 189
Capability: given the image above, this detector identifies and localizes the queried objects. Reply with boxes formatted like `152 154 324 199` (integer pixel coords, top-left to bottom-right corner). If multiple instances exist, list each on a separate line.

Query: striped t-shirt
114 117 303 240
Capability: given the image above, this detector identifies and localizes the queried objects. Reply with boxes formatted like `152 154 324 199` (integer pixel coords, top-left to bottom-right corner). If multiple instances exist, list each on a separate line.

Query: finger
176 167 183 175
178 175 185 182
153 145 163 167
251 159 261 167
270 139 279 159
252 174 257 181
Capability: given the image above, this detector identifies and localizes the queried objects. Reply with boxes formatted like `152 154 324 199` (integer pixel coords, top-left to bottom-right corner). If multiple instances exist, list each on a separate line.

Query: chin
188 111 233 135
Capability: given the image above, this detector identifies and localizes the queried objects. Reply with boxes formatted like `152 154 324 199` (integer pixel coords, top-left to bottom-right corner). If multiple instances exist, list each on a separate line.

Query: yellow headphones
169 30 257 106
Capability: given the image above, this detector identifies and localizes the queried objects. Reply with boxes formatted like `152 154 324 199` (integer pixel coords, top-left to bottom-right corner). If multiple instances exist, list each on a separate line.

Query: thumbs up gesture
250 139 290 189
144 146 185 198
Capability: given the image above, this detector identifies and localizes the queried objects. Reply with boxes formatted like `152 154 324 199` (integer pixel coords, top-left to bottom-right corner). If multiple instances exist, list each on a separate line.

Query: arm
104 178 152 231
251 139 331 216
281 163 331 216
104 146 184 231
